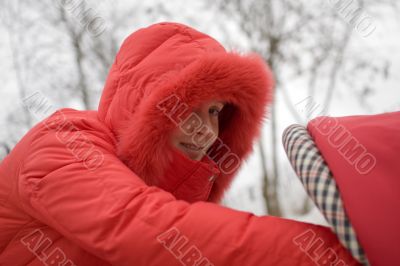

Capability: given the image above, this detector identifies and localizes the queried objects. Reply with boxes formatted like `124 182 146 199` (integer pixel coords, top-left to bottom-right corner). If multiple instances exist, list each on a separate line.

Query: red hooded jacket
0 22 359 265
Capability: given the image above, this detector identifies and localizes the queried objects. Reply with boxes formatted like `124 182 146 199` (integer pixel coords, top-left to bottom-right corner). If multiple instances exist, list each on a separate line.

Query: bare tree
29 0 116 110
0 0 35 130
0 142 10 160
0 0 142 148
216 0 395 216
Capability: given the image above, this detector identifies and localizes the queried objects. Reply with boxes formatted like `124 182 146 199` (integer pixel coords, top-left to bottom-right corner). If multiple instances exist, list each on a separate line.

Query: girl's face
170 100 225 161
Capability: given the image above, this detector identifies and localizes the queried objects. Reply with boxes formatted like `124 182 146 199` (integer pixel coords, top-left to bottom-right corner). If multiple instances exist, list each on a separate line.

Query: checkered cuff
283 124 369 265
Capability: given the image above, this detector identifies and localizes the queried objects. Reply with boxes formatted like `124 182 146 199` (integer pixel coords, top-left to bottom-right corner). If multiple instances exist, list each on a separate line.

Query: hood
306 111 400 266
97 22 274 203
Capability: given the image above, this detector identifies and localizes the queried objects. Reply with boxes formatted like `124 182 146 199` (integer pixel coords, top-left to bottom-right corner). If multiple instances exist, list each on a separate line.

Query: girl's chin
178 143 205 161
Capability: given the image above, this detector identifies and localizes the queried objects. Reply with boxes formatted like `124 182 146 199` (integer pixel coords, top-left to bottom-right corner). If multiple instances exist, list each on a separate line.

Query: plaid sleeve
282 124 369 266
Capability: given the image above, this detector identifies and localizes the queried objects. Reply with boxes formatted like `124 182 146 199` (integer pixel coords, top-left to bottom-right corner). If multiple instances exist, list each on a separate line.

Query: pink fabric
308 111 400 266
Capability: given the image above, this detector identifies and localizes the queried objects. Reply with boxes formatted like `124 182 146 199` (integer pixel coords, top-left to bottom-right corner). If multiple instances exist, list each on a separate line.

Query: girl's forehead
204 99 226 106
193 99 227 110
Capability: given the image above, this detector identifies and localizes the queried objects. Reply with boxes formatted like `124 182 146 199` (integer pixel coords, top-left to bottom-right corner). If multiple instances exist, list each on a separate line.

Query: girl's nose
196 113 214 135
194 116 218 144
195 122 208 136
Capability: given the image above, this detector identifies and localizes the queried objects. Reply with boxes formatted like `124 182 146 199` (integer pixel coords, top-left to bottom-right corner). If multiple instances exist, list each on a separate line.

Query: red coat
0 22 359 265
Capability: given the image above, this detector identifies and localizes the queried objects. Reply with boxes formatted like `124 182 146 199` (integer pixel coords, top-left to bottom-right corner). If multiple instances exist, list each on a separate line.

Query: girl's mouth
180 142 204 151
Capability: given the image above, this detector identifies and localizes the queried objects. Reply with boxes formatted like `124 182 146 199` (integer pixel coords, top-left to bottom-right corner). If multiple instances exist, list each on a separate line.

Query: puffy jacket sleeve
17 115 359 266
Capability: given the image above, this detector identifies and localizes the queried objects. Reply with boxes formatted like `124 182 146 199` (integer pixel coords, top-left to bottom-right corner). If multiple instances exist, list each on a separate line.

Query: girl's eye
209 107 221 117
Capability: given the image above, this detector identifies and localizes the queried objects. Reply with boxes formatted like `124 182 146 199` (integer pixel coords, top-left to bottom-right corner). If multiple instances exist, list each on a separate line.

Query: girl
0 22 359 265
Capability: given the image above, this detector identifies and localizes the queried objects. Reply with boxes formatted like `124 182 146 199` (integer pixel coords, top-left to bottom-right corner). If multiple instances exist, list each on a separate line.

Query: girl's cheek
213 119 219 136
171 129 182 145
